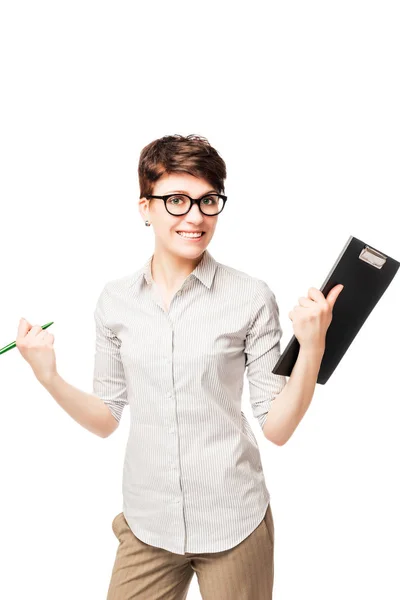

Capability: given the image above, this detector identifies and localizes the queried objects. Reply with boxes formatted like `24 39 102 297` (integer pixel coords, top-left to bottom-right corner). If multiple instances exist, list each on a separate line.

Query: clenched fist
288 284 344 352
16 318 57 385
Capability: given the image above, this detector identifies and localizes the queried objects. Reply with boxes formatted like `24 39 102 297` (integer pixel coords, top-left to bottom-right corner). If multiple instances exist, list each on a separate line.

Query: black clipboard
272 235 399 384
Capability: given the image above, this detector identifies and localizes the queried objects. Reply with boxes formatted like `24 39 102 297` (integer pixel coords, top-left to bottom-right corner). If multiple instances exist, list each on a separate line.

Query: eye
167 195 186 205
201 195 218 205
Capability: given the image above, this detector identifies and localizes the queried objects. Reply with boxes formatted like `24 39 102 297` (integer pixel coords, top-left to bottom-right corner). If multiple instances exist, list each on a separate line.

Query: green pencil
0 321 54 355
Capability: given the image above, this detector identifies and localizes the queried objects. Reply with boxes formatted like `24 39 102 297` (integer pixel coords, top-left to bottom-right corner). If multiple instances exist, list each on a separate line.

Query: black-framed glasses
145 193 228 216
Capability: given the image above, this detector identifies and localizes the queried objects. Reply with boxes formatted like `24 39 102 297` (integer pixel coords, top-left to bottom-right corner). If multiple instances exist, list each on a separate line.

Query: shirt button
167 392 172 398
174 498 181 503
169 427 175 434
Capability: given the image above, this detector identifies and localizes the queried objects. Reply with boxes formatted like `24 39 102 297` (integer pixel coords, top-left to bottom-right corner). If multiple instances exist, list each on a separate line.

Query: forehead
154 172 215 195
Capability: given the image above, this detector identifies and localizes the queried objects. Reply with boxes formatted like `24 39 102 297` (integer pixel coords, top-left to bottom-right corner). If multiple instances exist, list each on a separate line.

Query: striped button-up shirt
92 249 286 555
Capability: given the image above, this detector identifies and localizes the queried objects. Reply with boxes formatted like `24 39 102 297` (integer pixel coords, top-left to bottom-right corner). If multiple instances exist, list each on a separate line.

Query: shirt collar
142 249 217 289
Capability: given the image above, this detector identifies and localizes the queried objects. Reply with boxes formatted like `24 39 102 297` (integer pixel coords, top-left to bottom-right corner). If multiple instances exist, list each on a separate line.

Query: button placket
162 322 182 506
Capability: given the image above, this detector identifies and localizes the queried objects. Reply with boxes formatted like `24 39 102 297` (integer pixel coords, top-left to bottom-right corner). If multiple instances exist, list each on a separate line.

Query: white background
1 1 399 598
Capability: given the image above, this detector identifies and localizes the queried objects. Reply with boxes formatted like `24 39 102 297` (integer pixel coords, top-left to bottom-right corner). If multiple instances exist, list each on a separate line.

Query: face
139 173 220 258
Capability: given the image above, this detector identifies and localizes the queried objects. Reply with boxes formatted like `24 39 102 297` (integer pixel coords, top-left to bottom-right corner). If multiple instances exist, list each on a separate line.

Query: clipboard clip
359 246 387 269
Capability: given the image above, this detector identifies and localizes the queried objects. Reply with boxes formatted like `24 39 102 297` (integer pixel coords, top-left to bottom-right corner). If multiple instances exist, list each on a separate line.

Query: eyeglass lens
165 194 224 215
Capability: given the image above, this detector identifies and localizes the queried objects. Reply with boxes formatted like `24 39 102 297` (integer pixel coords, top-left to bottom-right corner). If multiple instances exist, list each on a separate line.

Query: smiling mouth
176 232 205 237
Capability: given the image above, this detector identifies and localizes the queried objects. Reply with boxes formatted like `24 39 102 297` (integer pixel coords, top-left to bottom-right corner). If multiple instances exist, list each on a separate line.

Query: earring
145 220 151 226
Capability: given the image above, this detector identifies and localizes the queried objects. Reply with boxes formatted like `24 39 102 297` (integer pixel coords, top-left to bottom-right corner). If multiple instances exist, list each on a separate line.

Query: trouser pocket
111 512 124 538
263 503 275 547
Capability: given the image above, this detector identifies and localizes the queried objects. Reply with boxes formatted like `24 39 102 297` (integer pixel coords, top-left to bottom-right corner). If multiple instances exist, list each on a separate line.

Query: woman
16 134 343 599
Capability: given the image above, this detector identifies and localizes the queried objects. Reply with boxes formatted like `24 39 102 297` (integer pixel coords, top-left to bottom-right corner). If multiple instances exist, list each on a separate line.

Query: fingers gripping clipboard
272 236 399 384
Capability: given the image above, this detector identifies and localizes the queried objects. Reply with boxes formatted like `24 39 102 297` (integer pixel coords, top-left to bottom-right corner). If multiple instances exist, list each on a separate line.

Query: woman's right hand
16 318 58 385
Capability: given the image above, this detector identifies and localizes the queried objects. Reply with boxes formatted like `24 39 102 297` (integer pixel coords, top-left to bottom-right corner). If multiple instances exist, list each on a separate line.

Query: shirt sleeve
92 283 128 423
245 281 287 431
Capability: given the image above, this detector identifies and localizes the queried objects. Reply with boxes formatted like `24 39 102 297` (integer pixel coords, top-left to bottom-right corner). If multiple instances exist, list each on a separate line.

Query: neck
150 248 205 291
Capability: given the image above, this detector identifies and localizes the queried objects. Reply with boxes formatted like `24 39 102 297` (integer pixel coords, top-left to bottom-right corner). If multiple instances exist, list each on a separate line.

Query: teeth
177 232 203 238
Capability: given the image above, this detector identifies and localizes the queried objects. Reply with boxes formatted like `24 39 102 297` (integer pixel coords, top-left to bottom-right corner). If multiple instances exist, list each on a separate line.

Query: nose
186 202 205 221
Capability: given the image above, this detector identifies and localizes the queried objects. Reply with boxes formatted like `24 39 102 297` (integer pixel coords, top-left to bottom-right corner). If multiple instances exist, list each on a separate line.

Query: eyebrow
165 189 217 195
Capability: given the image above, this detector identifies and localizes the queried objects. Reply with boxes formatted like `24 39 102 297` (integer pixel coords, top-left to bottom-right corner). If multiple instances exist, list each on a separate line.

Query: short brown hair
138 134 227 198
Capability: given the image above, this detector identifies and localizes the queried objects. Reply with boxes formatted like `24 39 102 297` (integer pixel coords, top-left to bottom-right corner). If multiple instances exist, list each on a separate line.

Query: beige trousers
106 503 275 599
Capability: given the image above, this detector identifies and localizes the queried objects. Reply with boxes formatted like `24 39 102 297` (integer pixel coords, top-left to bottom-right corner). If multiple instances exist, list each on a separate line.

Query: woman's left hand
288 284 344 353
